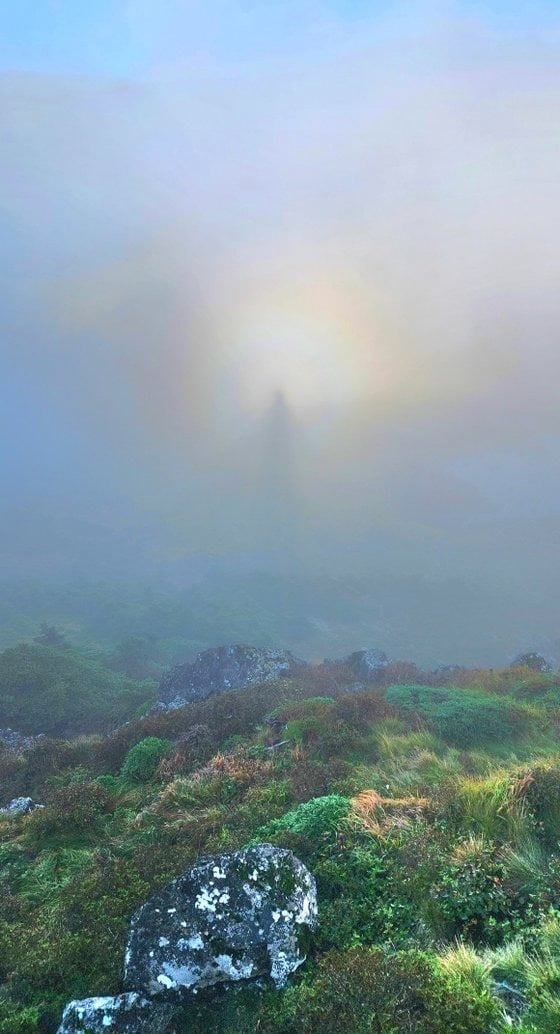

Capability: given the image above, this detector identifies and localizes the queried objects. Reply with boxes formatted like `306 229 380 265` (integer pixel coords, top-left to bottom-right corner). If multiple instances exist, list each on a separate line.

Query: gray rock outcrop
0 728 44 753
124 844 317 997
57 992 175 1034
0 796 43 817
344 648 389 680
511 651 552 673
157 645 305 710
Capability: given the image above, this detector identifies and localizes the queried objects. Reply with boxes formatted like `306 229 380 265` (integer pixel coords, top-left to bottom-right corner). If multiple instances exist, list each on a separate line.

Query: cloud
1 0 560 580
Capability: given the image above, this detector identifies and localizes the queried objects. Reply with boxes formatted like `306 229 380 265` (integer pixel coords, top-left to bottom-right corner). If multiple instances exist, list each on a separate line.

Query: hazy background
2 1 560 665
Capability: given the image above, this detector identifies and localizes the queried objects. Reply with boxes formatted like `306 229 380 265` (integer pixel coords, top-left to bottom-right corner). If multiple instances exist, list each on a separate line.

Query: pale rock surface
157 644 305 710
124 844 317 997
57 992 175 1034
0 796 43 817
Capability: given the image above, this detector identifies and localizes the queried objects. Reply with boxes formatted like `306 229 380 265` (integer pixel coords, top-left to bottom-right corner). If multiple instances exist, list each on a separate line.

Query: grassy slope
2 661 560 1031
0 642 156 736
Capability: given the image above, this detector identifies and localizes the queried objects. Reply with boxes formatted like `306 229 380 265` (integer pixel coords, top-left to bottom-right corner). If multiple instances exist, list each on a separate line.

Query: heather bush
24 781 115 841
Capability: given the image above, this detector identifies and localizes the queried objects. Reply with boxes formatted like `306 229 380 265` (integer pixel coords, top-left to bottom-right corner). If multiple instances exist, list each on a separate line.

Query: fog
1 1 560 660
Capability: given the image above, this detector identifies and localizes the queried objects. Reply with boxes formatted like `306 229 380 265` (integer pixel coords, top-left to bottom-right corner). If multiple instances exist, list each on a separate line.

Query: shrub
255 794 350 848
313 842 396 949
430 836 524 944
267 698 357 758
24 782 115 841
512 761 560 843
0 998 40 1034
120 737 171 784
334 688 394 729
513 675 560 701
385 684 526 747
264 947 504 1034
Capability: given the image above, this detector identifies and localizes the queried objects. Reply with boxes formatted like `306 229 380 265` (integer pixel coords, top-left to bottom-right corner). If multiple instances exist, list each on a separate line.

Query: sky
1 0 560 616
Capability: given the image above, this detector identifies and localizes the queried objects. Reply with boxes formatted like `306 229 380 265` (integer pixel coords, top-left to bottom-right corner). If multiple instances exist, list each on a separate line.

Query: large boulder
57 992 175 1034
511 651 552 673
343 648 389 681
124 844 317 997
157 645 305 710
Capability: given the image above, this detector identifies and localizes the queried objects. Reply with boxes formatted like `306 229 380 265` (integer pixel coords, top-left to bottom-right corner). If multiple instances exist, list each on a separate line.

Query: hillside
0 642 155 737
1 575 557 670
3 647 560 1031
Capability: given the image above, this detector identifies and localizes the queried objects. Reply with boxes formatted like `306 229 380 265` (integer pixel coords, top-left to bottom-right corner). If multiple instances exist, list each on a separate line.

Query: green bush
386 684 526 747
120 737 171 784
430 837 528 944
513 761 560 843
255 794 350 848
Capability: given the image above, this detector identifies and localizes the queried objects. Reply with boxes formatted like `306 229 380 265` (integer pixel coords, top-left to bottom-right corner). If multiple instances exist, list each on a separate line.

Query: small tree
33 623 68 649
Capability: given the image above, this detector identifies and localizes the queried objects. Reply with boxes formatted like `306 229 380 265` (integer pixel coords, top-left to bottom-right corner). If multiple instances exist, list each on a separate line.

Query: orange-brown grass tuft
351 788 428 835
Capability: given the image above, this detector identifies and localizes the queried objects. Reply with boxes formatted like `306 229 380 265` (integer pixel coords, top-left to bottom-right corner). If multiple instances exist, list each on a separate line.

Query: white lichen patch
156 974 175 989
242 883 265 912
158 961 201 990
194 885 229 913
214 954 256 981
178 934 204 950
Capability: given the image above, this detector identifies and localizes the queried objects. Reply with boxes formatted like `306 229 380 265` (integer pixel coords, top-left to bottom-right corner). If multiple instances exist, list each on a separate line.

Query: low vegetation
3 647 560 1031
0 642 155 736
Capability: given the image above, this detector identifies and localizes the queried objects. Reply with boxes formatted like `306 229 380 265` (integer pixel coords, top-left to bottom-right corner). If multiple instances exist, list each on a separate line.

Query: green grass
3 654 560 1032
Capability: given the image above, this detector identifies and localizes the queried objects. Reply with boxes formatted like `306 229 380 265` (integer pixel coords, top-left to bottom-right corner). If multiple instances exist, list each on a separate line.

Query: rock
57 992 175 1034
124 844 317 998
493 980 526 1020
0 727 45 753
344 648 389 680
157 645 305 710
0 796 43 817
511 651 552 673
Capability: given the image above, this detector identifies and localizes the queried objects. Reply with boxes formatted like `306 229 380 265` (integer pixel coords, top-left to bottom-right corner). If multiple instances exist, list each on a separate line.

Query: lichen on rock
0 796 43 817
124 844 317 998
56 992 175 1034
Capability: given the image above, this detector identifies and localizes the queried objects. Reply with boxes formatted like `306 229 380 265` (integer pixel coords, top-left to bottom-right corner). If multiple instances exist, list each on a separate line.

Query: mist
2 1 560 663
